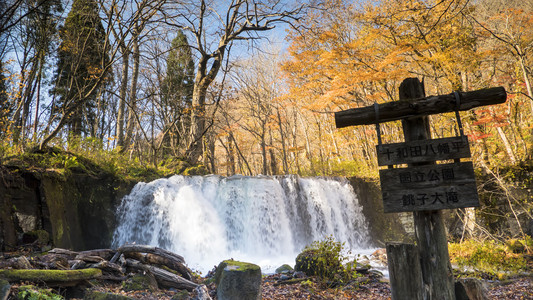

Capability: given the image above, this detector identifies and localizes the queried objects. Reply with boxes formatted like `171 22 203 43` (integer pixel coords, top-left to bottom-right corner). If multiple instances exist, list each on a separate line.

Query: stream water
112 175 372 274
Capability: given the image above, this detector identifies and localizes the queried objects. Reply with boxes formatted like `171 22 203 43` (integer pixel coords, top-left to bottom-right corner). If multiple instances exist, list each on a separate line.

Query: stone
214 260 261 300
371 248 387 264
455 278 488 300
279 275 291 281
0 279 10 300
275 264 294 274
293 271 306 278
122 273 158 292
192 285 212 300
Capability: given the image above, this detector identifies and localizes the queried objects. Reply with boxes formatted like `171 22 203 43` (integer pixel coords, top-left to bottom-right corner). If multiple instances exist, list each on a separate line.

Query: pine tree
51 0 110 138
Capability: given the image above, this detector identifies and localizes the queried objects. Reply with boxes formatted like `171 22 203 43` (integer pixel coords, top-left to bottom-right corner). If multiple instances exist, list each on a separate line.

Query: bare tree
162 0 306 165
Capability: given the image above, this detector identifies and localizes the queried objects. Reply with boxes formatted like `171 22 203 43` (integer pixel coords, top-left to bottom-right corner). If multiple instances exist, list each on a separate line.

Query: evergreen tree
51 0 110 137
160 31 195 153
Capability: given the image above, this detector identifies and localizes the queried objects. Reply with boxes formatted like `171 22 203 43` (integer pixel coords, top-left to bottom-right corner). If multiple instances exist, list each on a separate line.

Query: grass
448 238 532 279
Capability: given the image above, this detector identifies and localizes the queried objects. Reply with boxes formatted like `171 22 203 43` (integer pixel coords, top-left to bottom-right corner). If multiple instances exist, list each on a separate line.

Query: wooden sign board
377 136 470 166
379 162 479 213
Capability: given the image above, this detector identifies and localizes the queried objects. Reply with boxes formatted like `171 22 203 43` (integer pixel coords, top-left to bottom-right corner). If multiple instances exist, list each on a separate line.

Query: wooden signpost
334 78 507 300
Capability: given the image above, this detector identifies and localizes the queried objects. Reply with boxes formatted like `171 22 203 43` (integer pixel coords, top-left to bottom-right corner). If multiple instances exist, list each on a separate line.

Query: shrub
295 236 359 286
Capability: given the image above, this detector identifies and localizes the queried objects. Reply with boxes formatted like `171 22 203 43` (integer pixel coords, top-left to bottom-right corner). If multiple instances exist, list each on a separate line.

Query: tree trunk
277 110 289 174
124 26 140 151
116 49 129 148
496 125 517 164
227 135 235 175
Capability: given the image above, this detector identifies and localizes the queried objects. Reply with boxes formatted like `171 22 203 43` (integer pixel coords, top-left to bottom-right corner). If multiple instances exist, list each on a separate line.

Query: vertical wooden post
386 242 424 300
399 78 455 300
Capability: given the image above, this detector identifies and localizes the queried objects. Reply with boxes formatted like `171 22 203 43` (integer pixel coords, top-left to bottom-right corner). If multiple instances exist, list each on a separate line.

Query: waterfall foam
112 175 371 274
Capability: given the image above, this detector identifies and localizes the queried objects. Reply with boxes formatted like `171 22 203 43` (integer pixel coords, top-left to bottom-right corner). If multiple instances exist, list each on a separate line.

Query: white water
112 175 371 274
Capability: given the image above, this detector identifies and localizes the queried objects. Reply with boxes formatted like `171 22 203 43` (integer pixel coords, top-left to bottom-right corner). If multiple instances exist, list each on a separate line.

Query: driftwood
124 251 193 280
91 261 125 276
0 244 195 293
78 249 115 261
48 248 78 258
125 259 198 291
114 244 185 264
69 260 86 270
75 254 105 263
0 268 102 287
0 256 32 269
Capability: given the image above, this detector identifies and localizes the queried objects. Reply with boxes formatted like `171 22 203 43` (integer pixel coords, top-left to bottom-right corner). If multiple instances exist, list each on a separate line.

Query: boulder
275 264 294 274
295 249 319 276
294 249 342 277
214 260 261 300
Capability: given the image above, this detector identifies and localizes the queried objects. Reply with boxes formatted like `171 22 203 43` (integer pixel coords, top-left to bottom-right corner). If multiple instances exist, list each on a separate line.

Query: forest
1 0 532 178
1 0 533 298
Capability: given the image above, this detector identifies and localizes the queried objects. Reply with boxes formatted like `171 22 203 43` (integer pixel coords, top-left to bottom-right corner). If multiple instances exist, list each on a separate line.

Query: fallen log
91 261 125 276
115 244 185 264
0 256 32 269
69 260 86 270
75 254 105 263
48 248 78 258
0 268 102 287
78 249 115 261
125 259 198 291
124 252 193 281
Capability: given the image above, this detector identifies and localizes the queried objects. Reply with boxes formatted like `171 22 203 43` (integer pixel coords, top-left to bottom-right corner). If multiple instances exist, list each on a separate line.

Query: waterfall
112 175 371 274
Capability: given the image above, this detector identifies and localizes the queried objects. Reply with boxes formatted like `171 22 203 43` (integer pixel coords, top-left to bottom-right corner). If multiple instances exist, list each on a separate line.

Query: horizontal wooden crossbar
335 87 506 128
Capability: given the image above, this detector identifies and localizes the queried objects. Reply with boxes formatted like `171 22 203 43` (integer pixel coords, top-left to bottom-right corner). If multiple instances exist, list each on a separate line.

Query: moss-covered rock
122 273 158 292
0 268 102 286
182 165 208 176
214 260 262 300
294 249 323 276
275 264 294 274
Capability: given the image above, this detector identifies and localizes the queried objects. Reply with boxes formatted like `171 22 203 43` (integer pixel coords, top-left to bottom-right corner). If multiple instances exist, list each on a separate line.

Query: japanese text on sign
376 136 471 166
